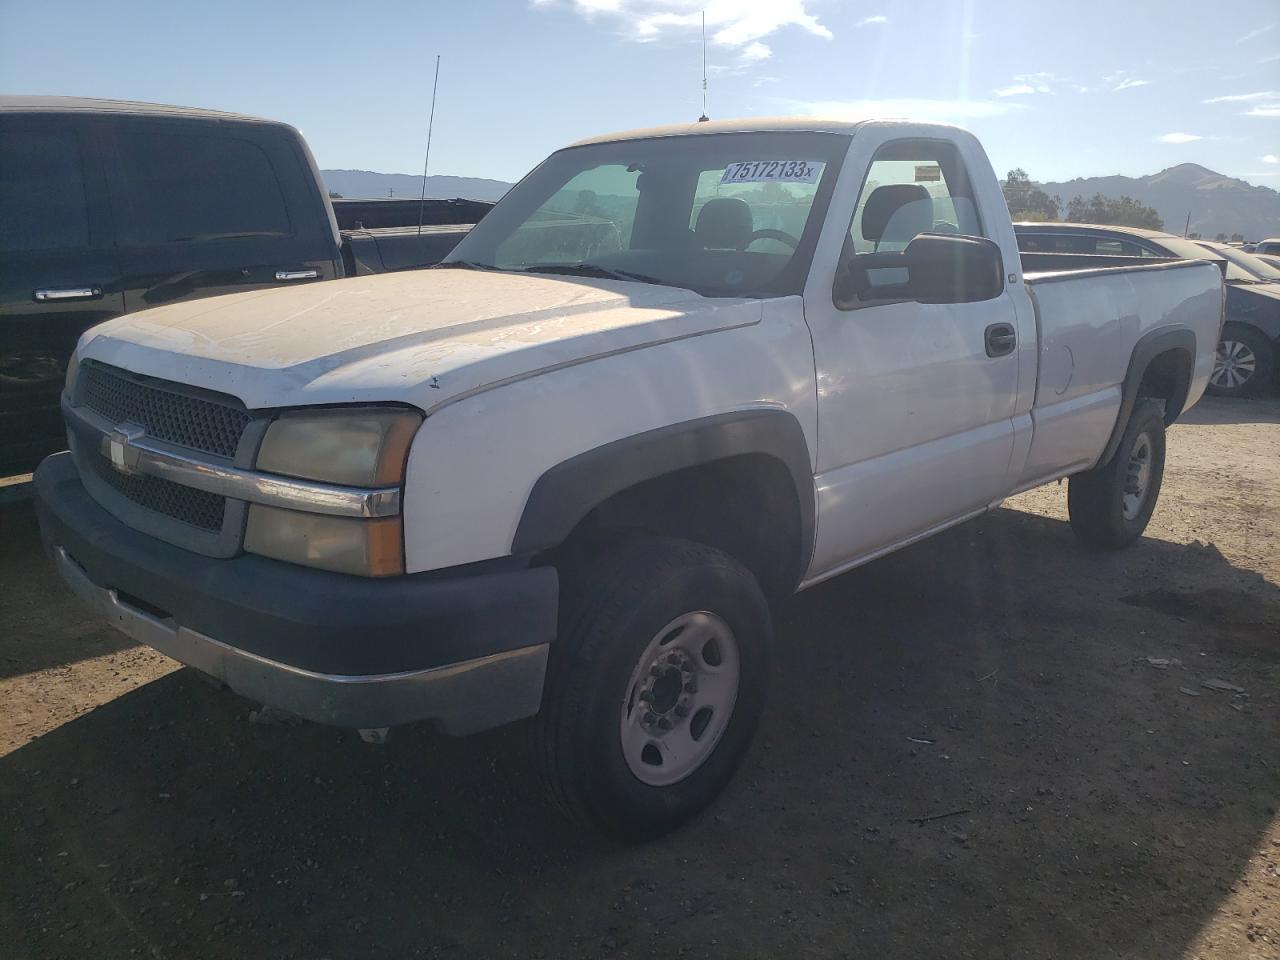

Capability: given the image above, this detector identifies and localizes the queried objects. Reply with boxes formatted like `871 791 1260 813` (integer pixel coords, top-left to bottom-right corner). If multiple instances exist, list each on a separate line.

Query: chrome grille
79 362 249 459
85 449 227 532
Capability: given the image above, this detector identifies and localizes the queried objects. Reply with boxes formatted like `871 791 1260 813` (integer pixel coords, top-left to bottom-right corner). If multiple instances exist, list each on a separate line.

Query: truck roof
0 95 277 124
569 116 871 147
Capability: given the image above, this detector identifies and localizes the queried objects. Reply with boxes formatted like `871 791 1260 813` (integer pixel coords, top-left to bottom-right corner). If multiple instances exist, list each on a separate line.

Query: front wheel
1067 398 1167 549
535 538 771 840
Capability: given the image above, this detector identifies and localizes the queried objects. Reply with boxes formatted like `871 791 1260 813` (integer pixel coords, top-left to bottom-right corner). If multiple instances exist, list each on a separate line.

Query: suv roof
0 95 275 124
1013 221 1180 242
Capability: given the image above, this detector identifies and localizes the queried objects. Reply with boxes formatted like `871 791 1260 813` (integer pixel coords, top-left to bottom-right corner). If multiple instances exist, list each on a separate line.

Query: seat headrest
694 196 753 250
861 184 931 243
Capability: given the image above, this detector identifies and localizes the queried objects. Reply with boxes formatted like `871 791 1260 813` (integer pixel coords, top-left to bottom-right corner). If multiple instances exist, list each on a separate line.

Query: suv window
0 128 90 252
1018 233 1150 257
114 129 291 244
840 139 984 299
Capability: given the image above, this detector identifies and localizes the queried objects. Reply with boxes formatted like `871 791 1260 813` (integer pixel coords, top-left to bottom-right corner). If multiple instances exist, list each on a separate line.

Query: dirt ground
1 396 1278 960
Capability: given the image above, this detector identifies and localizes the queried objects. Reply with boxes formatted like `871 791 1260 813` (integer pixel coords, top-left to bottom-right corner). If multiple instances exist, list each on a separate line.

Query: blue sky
2 0 1277 187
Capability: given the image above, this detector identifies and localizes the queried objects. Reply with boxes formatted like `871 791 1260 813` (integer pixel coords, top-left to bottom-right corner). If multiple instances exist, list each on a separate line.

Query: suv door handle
34 287 103 302
274 269 319 281
984 322 1017 358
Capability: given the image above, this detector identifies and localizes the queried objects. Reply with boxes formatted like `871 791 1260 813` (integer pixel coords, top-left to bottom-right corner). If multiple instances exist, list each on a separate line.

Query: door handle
984 322 1017 358
34 286 103 302
274 269 319 281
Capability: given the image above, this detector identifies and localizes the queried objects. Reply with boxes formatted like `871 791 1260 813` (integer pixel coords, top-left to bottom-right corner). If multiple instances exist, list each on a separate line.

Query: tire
1207 323 1274 398
1067 398 1166 550
534 537 771 840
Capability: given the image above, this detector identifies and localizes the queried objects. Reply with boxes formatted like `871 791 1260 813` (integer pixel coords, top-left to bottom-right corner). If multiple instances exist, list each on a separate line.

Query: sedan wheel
1211 338 1257 392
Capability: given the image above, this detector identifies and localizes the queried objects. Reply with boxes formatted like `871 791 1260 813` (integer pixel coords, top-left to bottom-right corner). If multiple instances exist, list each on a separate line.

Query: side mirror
838 233 1005 307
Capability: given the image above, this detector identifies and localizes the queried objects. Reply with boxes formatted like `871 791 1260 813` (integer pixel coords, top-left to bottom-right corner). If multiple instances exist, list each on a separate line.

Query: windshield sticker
720 160 825 185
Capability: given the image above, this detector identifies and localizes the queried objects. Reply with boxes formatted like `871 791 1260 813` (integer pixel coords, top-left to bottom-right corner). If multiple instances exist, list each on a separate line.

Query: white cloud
740 40 771 61
1247 104 1280 117
537 0 834 47
1237 23 1276 43
786 97 1027 122
995 72 1055 97
1204 90 1280 102
1260 52 1280 64
856 15 888 27
1113 78 1150 91
1157 133 1203 143
1263 154 1280 163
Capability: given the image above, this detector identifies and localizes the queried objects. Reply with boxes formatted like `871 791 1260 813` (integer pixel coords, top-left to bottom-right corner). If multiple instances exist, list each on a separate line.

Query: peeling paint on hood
77 270 763 411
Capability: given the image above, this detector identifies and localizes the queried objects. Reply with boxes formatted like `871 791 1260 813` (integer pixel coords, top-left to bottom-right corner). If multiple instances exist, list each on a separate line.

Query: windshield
1208 244 1280 282
444 131 850 298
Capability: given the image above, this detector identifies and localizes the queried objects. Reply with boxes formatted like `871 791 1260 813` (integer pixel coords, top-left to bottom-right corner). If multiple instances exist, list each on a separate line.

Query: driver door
803 135 1023 579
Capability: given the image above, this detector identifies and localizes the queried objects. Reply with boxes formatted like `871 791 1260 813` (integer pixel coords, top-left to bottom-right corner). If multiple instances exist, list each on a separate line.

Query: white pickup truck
35 118 1223 838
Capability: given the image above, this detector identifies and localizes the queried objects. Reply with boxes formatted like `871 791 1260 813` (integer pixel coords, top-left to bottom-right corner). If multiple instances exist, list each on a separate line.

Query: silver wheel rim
1122 432 1153 521
1210 339 1256 390
619 611 740 787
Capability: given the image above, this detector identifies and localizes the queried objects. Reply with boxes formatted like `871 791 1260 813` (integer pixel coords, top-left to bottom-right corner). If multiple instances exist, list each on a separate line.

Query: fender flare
1097 326 1195 466
512 408 815 577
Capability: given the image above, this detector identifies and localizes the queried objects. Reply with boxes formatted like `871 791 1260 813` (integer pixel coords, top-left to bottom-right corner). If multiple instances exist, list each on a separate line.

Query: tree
1215 232 1228 242
1231 233 1245 243
1064 192 1162 230
1002 169 1060 221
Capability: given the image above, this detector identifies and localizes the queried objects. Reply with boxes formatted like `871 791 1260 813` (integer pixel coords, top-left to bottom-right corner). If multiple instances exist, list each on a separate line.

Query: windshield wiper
433 259 501 271
520 263 665 285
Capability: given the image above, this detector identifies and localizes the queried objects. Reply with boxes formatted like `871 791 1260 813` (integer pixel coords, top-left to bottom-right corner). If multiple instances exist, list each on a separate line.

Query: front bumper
34 452 558 734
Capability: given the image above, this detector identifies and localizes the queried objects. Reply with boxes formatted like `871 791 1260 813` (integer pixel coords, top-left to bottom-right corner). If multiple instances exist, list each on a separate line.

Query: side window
114 130 291 244
846 141 984 257
494 164 638 268
0 128 90 252
840 140 984 301
1093 239 1146 257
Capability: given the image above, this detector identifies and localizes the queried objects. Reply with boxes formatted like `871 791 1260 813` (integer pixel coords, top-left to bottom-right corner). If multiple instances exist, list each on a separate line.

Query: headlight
255 408 421 486
247 407 422 576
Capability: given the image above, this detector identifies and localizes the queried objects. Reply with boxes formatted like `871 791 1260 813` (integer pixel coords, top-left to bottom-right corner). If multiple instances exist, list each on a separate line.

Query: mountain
321 170 511 202
1037 164 1280 240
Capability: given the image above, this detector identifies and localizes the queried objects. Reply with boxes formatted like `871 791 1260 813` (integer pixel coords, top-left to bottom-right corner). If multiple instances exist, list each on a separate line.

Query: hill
321 170 511 202
1038 164 1280 240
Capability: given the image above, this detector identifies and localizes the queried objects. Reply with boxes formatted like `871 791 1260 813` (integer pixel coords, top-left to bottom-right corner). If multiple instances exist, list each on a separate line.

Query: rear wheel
1208 323 1273 398
1067 398 1166 550
535 537 771 840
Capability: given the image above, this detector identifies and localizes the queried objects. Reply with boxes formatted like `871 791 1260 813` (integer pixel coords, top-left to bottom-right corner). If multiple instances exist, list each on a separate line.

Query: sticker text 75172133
720 160 825 185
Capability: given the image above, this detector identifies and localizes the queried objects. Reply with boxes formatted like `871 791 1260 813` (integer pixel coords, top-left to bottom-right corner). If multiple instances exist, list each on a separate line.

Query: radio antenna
698 11 709 122
416 55 442 236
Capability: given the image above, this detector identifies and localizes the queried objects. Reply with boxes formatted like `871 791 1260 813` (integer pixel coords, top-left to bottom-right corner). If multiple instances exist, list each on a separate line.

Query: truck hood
78 270 762 411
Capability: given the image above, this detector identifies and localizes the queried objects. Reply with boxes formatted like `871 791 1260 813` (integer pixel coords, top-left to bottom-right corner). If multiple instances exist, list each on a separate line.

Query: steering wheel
745 228 800 250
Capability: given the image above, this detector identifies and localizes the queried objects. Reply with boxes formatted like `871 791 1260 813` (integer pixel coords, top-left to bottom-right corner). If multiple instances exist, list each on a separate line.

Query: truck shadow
0 502 137 680
2 506 1277 959
1182 394 1280 426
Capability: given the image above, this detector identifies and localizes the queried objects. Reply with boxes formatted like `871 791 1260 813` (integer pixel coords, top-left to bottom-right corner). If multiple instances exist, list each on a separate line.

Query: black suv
1 97 344 475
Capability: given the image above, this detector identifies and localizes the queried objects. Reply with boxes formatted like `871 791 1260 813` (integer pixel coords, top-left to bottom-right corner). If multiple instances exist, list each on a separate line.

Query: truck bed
1016 256 1223 486
340 223 476 275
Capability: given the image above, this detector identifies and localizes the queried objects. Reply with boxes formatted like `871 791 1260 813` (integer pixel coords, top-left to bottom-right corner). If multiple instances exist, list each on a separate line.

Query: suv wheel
535 537 771 840
1067 398 1167 549
1208 324 1274 398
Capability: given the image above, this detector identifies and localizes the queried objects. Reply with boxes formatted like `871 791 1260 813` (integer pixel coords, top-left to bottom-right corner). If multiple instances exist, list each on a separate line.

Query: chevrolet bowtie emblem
104 423 146 475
